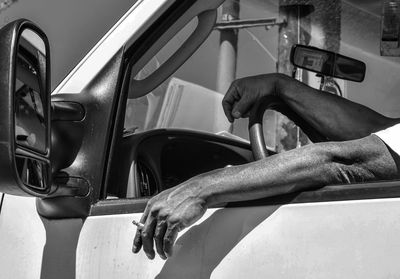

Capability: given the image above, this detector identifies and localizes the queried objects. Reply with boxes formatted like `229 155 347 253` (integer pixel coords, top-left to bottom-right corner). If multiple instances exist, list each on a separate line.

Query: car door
1 1 218 279
2 1 399 279
0 196 46 279
72 1 400 279
50 0 230 278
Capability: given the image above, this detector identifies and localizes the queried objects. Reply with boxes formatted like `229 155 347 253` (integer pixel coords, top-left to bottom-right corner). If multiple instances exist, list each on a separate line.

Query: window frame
93 0 400 216
101 0 200 200
91 180 400 216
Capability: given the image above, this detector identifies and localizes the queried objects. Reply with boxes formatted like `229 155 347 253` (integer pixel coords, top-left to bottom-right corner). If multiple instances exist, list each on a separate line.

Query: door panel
212 199 400 279
77 197 400 278
0 195 84 279
76 210 221 279
0 195 45 279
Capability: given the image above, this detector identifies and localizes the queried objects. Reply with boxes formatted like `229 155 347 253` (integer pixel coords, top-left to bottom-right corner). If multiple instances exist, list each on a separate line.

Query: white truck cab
1 0 400 278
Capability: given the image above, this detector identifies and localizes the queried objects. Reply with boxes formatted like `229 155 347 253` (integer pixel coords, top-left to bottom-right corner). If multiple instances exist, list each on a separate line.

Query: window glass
125 0 279 141
117 0 400 199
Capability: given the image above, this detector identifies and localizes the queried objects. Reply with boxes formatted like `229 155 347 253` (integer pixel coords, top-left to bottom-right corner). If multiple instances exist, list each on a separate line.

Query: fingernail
146 253 154 260
132 245 137 252
232 111 241 118
160 255 167 260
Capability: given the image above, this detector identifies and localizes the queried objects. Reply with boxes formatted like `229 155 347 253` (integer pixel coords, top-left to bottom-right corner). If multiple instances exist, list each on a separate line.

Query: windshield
125 0 400 152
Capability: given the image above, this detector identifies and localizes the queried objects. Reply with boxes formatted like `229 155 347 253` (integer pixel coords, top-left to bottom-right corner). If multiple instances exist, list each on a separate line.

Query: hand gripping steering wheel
248 96 328 161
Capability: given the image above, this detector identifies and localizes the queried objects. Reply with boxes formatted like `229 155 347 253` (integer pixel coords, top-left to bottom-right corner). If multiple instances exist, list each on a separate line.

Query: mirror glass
15 156 48 190
334 54 366 82
292 46 333 75
291 45 365 82
14 29 48 154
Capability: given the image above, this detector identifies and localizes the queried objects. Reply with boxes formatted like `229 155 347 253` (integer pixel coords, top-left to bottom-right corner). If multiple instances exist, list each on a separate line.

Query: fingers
222 80 255 122
132 228 143 253
231 93 255 120
141 211 158 259
133 211 181 260
222 82 241 123
163 224 180 258
222 100 234 123
144 216 181 260
133 203 180 260
154 219 168 260
132 206 151 253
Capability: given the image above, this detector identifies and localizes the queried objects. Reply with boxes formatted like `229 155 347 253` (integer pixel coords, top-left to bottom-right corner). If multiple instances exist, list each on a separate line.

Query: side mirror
290 44 366 82
0 19 52 197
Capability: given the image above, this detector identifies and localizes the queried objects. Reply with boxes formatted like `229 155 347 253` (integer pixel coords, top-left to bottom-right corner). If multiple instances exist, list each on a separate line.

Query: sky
0 0 135 89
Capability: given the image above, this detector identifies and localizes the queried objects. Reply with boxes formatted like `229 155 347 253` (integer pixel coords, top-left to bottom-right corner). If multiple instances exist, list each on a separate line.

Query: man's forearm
274 74 399 141
198 135 399 206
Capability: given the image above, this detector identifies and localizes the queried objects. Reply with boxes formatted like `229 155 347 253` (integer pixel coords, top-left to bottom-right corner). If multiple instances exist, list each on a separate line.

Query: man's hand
222 74 282 122
132 179 208 260
132 73 284 261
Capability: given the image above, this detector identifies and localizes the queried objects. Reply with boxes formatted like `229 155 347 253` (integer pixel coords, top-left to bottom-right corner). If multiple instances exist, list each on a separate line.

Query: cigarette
132 220 145 230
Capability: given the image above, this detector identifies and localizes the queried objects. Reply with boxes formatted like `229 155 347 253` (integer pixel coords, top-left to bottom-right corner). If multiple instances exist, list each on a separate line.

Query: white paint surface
77 198 400 279
0 195 46 279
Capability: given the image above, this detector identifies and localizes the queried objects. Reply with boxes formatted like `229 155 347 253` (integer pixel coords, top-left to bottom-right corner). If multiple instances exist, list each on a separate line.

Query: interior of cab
106 0 400 200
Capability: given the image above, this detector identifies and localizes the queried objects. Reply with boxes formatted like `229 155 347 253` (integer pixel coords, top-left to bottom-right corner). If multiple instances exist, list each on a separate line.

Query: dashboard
107 129 253 198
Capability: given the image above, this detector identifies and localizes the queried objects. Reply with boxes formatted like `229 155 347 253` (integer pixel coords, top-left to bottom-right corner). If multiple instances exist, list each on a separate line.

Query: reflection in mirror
291 45 365 82
334 54 365 82
15 29 47 154
15 156 48 190
292 47 330 74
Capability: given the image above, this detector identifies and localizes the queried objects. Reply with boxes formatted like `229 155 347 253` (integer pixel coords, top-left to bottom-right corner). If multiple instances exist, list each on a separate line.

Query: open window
103 0 400 204
105 0 282 200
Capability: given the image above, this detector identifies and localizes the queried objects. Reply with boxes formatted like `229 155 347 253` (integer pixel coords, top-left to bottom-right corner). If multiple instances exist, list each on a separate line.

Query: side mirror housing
290 44 366 82
0 19 52 197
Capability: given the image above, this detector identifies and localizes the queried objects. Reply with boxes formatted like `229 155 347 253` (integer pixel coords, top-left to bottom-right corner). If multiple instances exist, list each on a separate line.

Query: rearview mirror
0 20 52 196
290 44 366 82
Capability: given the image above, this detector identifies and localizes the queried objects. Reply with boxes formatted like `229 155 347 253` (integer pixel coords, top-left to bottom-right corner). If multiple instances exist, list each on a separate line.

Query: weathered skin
132 73 400 260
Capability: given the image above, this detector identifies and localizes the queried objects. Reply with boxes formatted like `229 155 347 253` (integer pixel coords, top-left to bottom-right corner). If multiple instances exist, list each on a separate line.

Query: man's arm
132 135 400 260
222 73 400 140
132 73 400 260
202 135 398 205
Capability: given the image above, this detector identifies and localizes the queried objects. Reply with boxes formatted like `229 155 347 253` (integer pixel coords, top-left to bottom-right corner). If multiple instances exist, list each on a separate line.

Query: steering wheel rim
248 96 328 161
248 96 280 161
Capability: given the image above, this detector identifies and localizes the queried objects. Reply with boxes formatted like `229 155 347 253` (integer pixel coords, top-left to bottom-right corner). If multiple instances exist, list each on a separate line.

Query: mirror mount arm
49 184 90 198
48 176 90 198
51 101 85 121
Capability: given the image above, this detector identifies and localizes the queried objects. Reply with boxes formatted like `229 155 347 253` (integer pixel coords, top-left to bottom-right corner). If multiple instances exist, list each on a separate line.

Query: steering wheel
248 96 328 161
